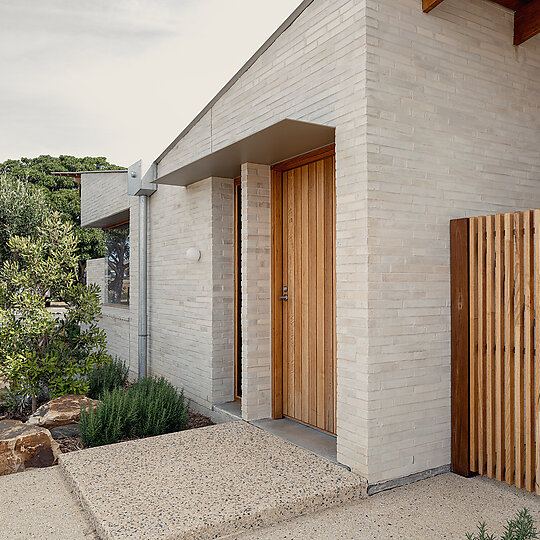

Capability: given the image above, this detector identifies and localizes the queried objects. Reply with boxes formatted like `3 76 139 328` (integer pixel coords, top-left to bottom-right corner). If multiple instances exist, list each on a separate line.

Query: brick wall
81 172 129 227
363 0 540 483
240 163 272 421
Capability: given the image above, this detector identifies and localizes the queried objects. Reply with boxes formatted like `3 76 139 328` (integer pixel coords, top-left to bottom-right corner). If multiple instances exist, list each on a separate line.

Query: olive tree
0 212 111 411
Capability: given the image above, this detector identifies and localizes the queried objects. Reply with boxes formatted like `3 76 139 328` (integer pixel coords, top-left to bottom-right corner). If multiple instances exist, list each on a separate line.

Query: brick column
240 163 272 421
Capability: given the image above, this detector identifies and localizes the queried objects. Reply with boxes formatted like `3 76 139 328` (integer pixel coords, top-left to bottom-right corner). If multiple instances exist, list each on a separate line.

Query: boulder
0 420 60 475
27 394 100 430
50 423 80 440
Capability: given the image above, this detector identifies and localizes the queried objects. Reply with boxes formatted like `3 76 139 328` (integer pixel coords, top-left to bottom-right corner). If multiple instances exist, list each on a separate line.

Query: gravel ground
0 466 96 539
237 472 540 539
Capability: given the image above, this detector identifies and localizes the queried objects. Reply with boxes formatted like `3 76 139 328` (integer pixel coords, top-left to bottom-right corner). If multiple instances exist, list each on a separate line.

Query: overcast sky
0 0 301 168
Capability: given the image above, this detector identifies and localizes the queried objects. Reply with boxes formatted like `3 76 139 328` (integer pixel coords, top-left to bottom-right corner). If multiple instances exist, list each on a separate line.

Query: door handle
279 295 288 301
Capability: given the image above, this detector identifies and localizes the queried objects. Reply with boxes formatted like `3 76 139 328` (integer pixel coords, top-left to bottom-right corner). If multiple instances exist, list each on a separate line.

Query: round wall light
186 247 201 262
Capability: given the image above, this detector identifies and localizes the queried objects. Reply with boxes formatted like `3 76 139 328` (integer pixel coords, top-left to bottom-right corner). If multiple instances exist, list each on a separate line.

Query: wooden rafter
423 0 445 12
423 0 540 46
515 0 540 45
491 0 530 9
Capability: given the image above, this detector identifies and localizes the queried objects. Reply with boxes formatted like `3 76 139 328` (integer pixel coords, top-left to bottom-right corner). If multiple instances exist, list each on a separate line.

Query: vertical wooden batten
450 217 472 477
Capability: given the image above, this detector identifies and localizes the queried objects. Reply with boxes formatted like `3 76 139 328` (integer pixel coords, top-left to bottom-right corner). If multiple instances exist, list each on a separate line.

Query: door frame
270 144 336 420
233 177 242 402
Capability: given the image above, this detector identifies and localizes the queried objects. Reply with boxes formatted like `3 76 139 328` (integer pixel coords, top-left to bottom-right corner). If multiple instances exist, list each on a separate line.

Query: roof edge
52 170 127 175
155 0 316 164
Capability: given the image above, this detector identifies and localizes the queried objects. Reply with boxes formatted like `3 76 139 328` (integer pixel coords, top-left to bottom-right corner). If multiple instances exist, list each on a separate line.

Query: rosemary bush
87 357 129 399
80 376 189 447
79 388 136 447
129 376 189 438
466 508 537 540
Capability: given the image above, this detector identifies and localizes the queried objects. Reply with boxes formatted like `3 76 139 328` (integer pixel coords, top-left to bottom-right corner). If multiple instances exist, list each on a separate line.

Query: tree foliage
0 155 125 264
0 212 111 411
0 173 50 263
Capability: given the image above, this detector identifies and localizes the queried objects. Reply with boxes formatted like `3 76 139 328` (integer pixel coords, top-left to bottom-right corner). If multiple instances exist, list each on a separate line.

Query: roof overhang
154 119 335 187
423 0 540 45
84 209 130 230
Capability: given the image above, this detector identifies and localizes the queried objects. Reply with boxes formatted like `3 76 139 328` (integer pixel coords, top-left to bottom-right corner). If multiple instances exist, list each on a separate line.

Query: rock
0 420 60 475
50 423 80 440
27 395 99 430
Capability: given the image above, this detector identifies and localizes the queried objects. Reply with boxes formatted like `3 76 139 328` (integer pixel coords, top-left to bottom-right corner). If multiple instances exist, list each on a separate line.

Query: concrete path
0 466 96 539
58 421 364 539
237 472 540 539
1 424 538 539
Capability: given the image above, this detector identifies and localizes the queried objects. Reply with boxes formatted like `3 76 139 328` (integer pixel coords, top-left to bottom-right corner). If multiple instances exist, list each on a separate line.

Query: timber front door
273 146 336 435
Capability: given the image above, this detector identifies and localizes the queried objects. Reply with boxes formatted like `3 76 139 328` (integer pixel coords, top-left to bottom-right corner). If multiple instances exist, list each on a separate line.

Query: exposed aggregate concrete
58 421 365 539
236 473 540 539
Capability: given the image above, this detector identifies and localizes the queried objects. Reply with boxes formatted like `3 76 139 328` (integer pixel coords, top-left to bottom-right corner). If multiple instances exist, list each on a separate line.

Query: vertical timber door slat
514 212 525 489
478 216 486 475
469 218 479 473
486 215 496 478
450 218 471 477
504 213 515 485
301 164 309 424
308 162 317 428
294 167 303 420
524 210 535 493
277 151 336 435
535 210 540 495
316 159 325 430
325 155 336 434
495 213 505 482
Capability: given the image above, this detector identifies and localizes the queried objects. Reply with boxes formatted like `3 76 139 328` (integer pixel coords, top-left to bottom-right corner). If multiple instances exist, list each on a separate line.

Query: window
105 222 130 305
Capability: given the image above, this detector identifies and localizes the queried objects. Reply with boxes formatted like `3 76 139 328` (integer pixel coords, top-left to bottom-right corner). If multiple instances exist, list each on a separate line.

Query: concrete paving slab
235 472 540 539
58 421 365 539
251 418 337 463
0 465 96 539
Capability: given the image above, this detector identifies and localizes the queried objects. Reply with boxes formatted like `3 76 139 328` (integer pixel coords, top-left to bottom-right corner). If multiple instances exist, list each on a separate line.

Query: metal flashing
154 119 335 187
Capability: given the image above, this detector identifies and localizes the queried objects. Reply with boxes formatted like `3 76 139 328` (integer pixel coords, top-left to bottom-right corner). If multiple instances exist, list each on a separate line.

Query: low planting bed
0 359 214 472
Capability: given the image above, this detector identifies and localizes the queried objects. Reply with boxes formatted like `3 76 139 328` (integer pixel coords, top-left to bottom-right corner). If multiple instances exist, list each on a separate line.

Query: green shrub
467 508 537 540
129 377 189 438
87 357 129 399
79 376 189 447
79 387 137 448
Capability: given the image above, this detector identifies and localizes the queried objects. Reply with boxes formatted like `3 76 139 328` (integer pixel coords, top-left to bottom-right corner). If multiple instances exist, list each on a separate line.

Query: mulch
56 411 215 454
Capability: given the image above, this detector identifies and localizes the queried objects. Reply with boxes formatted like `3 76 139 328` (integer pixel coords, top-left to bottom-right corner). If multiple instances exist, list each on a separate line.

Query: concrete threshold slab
58 421 365 539
250 418 337 464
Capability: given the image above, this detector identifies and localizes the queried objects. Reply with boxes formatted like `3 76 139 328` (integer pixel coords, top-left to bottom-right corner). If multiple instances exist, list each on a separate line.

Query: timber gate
451 211 539 494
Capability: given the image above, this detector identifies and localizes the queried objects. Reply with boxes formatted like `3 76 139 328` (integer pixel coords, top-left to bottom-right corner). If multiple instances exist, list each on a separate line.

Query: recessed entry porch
154 119 339 457
213 401 338 464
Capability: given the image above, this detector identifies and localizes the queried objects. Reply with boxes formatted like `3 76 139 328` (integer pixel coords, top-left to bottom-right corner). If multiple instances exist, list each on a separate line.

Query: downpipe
138 194 148 380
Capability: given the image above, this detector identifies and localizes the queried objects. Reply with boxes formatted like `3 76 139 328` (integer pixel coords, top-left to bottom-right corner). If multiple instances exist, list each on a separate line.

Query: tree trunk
31 394 37 413
78 260 87 285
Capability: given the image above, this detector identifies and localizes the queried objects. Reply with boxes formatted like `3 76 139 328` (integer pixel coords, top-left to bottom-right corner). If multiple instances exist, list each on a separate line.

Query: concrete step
59 421 365 539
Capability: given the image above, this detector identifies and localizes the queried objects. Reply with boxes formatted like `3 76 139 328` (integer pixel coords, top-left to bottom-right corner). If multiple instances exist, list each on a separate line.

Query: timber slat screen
451 210 539 494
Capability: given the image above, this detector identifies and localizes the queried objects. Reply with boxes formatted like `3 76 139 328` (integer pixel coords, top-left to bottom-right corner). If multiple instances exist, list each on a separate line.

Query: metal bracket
128 160 158 197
